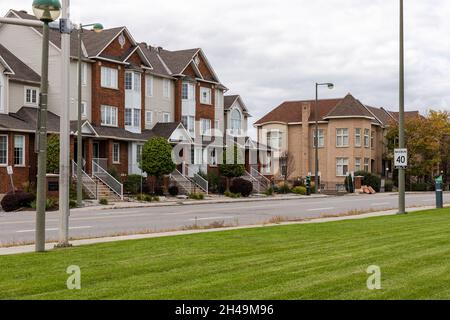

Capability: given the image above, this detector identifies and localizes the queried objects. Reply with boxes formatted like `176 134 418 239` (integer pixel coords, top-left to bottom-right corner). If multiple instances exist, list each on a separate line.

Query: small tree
47 135 60 174
219 144 245 191
141 137 176 193
279 151 296 183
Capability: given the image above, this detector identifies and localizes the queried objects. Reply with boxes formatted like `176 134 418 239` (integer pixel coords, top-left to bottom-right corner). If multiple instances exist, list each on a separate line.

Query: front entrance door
93 142 100 159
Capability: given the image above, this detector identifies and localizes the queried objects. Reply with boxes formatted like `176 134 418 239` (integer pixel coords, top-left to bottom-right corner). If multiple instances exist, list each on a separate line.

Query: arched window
231 108 242 134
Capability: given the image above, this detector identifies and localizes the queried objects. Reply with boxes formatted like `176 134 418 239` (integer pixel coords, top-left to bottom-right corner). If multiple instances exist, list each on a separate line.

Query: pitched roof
325 94 374 119
158 48 200 75
387 111 421 121
139 43 172 77
254 98 342 125
15 107 60 132
0 44 40 83
0 113 32 131
148 122 181 139
365 106 396 126
224 95 239 110
82 26 127 57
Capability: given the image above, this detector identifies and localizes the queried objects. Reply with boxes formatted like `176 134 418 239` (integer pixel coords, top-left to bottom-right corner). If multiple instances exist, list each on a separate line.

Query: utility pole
398 0 406 214
58 0 71 246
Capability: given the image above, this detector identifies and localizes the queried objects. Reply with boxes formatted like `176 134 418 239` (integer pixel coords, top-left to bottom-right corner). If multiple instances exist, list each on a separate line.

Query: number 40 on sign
394 149 408 169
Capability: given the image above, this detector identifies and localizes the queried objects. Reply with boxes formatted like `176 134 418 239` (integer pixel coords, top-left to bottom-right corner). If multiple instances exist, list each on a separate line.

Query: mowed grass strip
1 208 450 300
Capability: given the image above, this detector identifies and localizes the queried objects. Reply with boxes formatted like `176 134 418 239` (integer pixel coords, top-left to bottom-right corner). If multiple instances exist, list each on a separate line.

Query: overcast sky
2 0 449 137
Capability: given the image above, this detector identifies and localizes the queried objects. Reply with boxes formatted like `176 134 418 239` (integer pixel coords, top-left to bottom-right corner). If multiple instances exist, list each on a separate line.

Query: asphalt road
0 193 449 245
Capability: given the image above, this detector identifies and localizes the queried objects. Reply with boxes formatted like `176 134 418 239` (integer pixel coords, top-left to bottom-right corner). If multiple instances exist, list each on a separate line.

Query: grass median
1 208 450 300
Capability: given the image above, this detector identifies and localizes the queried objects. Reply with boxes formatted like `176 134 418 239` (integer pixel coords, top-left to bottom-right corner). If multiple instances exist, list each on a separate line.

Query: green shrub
152 196 160 202
69 200 78 209
124 174 142 195
107 167 120 181
354 171 381 192
411 182 429 192
385 180 394 192
31 198 58 210
292 186 307 195
277 182 292 194
225 191 241 198
188 193 204 200
230 178 253 197
99 198 109 205
264 187 274 196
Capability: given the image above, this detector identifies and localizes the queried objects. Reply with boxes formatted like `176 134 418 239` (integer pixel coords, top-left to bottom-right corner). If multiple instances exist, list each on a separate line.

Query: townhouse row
0 9 264 195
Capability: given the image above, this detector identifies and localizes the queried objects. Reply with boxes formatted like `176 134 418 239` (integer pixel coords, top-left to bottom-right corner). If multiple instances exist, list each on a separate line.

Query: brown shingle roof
159 48 200 75
325 94 374 119
224 95 239 110
366 106 395 126
82 27 126 57
387 111 421 121
254 98 342 125
0 44 40 83
139 44 172 77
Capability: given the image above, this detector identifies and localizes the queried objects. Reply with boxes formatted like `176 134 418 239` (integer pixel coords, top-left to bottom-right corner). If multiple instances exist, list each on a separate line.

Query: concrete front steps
92 177 122 202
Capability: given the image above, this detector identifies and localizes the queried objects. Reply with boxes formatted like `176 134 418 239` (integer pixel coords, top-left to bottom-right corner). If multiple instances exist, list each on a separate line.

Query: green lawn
1 208 450 300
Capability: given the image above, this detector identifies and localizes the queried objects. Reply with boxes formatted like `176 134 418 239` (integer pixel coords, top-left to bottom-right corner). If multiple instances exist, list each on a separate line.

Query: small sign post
7 166 15 194
394 149 408 169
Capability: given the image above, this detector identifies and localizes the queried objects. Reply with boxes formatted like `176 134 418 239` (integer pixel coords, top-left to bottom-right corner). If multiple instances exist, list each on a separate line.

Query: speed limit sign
394 149 408 169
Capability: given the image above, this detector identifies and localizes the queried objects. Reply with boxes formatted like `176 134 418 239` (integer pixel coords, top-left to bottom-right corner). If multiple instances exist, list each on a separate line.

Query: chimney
301 102 311 177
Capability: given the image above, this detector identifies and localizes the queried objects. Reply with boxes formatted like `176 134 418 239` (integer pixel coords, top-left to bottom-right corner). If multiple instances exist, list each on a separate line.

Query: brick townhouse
255 93 420 191
0 9 263 197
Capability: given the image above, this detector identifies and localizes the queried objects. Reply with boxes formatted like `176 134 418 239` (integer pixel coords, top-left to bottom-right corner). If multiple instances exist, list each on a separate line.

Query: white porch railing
92 160 124 200
170 169 196 195
186 166 209 195
72 160 97 199
251 167 271 191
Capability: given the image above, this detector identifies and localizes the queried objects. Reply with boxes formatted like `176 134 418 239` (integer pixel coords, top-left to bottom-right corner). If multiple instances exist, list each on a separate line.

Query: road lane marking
189 216 235 221
16 226 92 233
307 207 334 212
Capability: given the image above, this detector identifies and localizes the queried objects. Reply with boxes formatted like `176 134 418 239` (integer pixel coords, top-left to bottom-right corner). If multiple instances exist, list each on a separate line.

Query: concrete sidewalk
1 204 447 256
71 193 329 212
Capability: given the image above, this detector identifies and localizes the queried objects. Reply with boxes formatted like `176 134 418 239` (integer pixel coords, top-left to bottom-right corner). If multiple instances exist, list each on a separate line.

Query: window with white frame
101 67 118 89
0 135 7 165
336 158 349 177
267 131 282 150
364 129 370 148
81 101 87 117
163 79 170 99
313 129 325 148
336 128 349 147
81 63 87 86
136 144 143 163
146 111 153 126
101 105 118 126
125 72 141 92
364 158 370 172
112 143 120 164
200 87 211 105
163 113 171 123
125 108 141 127
182 82 195 100
355 128 362 147
182 115 195 136
14 135 25 166
231 109 242 135
355 158 361 172
200 118 211 136
371 130 375 148
24 87 39 106
146 75 153 97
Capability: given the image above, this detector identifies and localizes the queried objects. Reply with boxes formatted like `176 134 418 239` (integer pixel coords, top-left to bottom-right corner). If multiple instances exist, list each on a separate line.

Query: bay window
125 108 141 127
182 115 195 136
201 118 211 136
336 128 349 147
267 131 282 150
336 158 349 177
230 109 242 135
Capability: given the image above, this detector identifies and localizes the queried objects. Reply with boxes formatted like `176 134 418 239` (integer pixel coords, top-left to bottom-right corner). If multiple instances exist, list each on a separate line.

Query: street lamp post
314 82 334 193
76 23 103 207
398 0 406 214
32 0 62 252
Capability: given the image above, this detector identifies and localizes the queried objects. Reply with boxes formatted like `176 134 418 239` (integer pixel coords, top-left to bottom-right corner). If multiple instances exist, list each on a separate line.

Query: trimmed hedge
230 178 253 197
1 191 35 212
354 171 381 192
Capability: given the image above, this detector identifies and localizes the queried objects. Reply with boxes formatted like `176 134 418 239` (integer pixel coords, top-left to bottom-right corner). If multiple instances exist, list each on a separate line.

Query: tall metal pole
36 22 50 252
314 83 319 193
398 0 406 214
58 0 71 246
77 25 83 208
